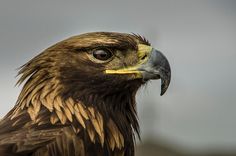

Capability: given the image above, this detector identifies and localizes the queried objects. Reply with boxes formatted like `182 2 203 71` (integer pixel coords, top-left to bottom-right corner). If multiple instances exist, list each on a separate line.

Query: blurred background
0 0 236 155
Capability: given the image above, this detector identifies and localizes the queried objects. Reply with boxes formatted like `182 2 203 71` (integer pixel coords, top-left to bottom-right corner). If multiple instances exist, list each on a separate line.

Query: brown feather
27 105 37 121
55 110 67 124
50 113 59 124
64 106 73 122
107 119 124 150
0 32 154 156
66 98 75 114
76 103 89 120
86 122 96 143
74 110 86 128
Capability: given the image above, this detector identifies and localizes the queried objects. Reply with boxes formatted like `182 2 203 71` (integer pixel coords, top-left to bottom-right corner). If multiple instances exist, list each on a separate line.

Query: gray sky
0 0 236 152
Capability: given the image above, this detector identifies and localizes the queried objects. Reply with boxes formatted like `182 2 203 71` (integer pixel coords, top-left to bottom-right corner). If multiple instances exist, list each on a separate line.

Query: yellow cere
105 44 152 77
137 44 152 61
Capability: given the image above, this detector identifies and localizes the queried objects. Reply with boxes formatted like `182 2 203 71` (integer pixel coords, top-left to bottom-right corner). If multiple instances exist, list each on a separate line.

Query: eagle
0 32 171 156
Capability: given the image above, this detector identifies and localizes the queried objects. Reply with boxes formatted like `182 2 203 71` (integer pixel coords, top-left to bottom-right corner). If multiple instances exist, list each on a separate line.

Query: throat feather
12 73 139 154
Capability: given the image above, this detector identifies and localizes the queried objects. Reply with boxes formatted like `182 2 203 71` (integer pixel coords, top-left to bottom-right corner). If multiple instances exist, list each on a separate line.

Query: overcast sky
0 0 236 152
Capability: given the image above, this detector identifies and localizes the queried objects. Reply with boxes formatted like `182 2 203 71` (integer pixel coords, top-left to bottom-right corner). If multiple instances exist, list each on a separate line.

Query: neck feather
11 72 140 153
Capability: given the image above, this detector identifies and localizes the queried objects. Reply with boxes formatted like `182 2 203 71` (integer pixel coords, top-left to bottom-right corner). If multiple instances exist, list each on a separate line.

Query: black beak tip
160 81 168 96
160 72 171 96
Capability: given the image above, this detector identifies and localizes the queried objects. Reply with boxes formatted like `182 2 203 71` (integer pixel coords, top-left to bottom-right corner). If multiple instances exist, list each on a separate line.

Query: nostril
141 55 147 60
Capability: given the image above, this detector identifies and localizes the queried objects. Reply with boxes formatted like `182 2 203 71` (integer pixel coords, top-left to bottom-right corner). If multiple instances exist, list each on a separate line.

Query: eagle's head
19 32 170 96
13 32 171 154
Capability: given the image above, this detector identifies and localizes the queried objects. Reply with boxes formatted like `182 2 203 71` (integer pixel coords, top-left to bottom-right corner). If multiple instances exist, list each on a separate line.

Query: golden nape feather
0 32 171 156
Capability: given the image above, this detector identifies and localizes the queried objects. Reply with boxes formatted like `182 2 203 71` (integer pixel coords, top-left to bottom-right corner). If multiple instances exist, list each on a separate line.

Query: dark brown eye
92 49 113 61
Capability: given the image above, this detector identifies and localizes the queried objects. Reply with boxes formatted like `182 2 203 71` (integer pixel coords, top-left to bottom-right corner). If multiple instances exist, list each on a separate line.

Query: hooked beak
105 44 171 95
138 48 171 95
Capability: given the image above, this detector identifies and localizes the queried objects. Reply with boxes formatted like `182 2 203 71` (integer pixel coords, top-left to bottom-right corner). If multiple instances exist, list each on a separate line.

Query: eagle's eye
92 49 113 61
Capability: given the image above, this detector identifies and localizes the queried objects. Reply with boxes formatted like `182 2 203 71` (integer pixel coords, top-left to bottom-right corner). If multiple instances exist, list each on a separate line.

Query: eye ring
91 49 113 62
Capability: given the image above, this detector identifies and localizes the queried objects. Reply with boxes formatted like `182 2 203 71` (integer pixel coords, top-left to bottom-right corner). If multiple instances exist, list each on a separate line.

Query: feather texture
0 32 156 156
